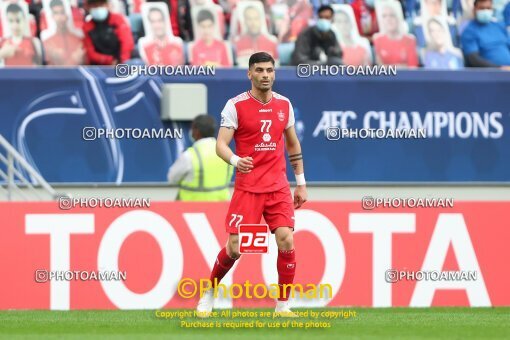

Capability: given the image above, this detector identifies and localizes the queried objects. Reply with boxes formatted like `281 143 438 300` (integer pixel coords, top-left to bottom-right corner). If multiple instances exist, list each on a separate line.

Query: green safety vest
178 138 233 201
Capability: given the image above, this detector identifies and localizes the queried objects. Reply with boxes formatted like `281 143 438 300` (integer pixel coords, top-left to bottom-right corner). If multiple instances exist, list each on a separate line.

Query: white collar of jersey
247 90 273 105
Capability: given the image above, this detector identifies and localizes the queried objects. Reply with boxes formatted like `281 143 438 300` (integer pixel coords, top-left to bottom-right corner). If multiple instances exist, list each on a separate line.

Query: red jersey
220 91 295 193
190 39 232 67
234 34 279 60
351 0 379 38
142 38 184 65
288 0 312 42
43 31 84 65
342 44 370 66
373 33 418 67
0 37 40 66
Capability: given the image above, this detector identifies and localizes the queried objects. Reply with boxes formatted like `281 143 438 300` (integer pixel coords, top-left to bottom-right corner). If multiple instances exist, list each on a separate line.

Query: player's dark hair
197 9 215 24
317 4 334 16
248 52 275 68
87 0 108 5
6 3 23 15
148 7 164 18
473 0 491 6
192 115 216 139
50 0 64 9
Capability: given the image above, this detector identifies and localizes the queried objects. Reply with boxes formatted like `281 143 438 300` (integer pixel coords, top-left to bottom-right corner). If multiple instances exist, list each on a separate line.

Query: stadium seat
277 41 294 65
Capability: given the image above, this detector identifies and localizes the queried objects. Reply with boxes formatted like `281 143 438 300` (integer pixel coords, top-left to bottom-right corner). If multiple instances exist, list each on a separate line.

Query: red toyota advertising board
0 202 508 310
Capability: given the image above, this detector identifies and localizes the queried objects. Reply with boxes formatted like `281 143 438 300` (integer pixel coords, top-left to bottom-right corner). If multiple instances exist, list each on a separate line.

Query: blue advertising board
0 67 509 183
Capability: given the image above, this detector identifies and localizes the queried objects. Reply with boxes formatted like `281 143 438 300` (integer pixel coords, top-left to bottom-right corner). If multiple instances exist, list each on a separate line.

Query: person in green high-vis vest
167 114 234 201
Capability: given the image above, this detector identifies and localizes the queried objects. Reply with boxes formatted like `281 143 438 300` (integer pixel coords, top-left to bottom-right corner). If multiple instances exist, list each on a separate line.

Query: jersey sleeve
285 101 296 129
220 99 238 129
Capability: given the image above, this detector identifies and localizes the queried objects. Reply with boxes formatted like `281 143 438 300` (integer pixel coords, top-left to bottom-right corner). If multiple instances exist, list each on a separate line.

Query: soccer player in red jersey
197 51 307 317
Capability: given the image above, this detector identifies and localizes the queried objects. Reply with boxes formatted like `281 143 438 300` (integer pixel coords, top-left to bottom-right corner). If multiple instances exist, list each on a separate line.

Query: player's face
52 5 68 30
244 8 261 35
7 12 24 37
198 19 214 41
248 62 275 92
428 21 445 47
149 10 166 38
425 0 442 16
381 7 399 34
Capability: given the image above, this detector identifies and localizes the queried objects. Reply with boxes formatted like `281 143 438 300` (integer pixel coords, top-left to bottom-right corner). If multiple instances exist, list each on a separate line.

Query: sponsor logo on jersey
254 142 277 151
259 108 272 112
262 133 271 142
278 110 285 121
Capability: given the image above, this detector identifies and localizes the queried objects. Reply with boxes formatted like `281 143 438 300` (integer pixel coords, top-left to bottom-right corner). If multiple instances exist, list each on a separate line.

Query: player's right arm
216 127 253 174
217 99 253 173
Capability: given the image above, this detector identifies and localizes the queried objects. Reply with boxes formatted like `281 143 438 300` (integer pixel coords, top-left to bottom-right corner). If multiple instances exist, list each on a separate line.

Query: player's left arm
284 125 307 209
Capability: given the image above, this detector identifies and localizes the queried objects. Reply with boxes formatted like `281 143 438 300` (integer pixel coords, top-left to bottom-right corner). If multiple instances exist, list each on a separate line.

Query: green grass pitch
1 308 509 339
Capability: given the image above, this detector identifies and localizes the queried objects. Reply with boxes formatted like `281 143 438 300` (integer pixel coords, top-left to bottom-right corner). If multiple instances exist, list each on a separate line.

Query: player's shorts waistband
233 184 290 195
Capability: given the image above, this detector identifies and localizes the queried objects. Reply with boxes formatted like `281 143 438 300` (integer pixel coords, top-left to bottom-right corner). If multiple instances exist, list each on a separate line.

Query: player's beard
255 78 273 92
